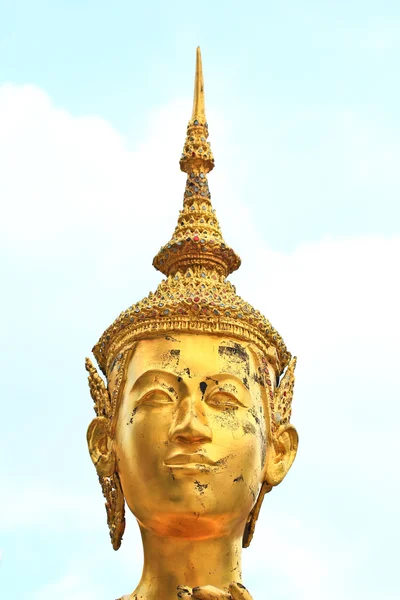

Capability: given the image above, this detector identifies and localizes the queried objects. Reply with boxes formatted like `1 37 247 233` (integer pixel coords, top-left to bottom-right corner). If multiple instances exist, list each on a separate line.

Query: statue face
114 333 276 539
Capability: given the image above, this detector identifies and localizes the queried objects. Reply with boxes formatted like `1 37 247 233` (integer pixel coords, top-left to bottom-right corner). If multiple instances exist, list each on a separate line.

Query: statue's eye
140 389 174 406
207 392 241 409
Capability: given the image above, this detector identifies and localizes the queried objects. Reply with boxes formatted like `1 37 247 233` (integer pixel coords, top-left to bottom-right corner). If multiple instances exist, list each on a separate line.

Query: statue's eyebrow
130 369 183 397
207 373 250 394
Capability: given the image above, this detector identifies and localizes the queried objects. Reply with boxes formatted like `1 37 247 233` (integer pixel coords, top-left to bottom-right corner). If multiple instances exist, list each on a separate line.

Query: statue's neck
131 525 243 600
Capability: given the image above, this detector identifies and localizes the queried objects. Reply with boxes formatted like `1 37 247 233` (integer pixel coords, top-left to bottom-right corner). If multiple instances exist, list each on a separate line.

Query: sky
1 1 399 599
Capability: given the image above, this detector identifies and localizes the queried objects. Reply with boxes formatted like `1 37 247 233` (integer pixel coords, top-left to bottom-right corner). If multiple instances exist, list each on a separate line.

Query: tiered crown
92 48 291 383
153 48 240 279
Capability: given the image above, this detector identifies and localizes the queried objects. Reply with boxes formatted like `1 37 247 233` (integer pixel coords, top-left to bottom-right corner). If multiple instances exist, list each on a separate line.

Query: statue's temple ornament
86 47 298 600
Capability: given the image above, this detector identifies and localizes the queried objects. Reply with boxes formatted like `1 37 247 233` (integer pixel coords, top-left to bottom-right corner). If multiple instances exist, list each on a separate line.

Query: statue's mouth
164 452 216 469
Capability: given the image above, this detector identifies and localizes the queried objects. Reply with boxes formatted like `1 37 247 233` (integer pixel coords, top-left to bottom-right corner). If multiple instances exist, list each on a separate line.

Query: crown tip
192 46 205 120
180 47 213 174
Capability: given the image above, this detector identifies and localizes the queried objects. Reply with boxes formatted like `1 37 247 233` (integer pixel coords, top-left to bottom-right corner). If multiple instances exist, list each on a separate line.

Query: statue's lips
164 453 216 468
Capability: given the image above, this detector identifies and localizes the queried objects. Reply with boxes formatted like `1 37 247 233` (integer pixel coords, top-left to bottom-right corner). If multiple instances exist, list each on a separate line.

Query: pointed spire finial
179 48 214 175
192 46 205 120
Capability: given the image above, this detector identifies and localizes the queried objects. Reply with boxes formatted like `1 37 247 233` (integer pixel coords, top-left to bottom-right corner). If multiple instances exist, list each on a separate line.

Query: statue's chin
124 476 257 541
133 509 247 540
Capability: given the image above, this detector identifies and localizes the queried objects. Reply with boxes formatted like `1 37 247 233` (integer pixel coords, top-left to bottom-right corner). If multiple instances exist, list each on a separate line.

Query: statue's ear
87 417 116 478
263 424 298 486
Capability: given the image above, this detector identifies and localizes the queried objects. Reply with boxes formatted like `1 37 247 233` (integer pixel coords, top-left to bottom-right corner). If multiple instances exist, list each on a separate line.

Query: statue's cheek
208 407 241 433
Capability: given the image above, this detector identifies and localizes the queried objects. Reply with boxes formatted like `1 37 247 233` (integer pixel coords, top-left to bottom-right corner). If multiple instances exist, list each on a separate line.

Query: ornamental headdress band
88 48 295 433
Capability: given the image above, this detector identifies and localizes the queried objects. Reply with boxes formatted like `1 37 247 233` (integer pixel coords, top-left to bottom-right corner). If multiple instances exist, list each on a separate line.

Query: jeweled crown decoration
92 48 292 383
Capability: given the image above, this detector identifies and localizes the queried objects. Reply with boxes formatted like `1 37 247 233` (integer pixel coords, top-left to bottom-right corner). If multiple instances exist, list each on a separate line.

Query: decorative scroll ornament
99 471 125 551
243 357 297 547
272 356 297 427
243 482 272 548
85 357 111 418
85 357 126 549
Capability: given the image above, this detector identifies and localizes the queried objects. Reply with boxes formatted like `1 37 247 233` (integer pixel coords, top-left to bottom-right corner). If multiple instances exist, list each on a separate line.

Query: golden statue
86 48 298 600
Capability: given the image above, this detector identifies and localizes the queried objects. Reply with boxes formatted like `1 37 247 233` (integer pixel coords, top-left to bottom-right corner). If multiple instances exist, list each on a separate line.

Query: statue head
85 48 298 553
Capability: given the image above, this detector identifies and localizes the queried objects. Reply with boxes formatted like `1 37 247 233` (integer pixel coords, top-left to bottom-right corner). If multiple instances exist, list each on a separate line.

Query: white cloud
0 84 232 248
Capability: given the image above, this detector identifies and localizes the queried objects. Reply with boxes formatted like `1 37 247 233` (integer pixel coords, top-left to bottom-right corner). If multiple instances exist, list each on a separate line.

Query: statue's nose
168 395 212 444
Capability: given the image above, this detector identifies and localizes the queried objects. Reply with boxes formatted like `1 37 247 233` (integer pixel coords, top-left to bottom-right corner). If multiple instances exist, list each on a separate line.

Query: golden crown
92 48 294 409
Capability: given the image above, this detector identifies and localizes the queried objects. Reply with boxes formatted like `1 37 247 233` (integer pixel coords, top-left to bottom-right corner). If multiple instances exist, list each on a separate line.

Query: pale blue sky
1 2 399 599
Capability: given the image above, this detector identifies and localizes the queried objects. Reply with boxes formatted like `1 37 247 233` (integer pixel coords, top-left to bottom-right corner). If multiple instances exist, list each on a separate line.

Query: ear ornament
85 357 126 550
243 357 297 548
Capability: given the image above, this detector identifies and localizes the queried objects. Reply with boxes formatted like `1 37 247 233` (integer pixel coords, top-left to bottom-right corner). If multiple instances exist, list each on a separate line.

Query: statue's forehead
126 334 256 380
